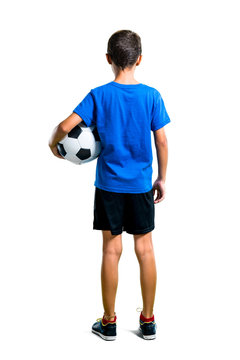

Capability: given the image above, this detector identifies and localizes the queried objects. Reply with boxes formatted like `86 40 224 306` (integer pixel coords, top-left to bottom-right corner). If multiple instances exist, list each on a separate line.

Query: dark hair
107 30 142 71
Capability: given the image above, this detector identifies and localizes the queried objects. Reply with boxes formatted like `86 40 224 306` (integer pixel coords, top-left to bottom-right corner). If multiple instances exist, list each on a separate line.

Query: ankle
141 310 154 319
103 312 116 321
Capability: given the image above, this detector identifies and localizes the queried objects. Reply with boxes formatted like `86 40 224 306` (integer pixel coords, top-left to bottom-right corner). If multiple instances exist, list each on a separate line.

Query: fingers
56 153 65 159
153 187 165 204
54 150 64 159
50 145 65 159
54 151 64 159
154 190 161 203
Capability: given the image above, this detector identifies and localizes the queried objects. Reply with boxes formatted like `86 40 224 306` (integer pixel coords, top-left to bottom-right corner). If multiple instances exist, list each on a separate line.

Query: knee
103 244 122 258
134 237 154 259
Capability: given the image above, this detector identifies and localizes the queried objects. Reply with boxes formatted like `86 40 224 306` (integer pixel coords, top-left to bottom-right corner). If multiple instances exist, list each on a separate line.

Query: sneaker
92 313 117 341
137 308 157 340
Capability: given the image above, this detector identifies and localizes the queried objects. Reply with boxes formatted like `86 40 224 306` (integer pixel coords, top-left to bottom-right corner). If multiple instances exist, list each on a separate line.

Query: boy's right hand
153 178 166 204
49 144 65 159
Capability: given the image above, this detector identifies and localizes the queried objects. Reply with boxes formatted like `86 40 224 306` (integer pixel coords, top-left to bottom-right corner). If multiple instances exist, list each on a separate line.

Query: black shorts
93 187 155 235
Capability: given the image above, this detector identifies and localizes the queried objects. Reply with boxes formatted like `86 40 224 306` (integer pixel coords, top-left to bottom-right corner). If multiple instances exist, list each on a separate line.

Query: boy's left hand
49 144 65 159
153 178 165 203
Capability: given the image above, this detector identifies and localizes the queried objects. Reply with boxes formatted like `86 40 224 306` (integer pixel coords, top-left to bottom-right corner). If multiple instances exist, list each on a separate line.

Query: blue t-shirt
73 81 171 193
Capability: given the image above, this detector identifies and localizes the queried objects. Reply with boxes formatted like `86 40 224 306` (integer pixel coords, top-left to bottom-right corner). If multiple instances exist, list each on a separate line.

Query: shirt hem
94 182 153 194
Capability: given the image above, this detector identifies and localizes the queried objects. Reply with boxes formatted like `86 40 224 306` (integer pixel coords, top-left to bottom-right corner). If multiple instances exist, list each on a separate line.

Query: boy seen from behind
49 30 171 340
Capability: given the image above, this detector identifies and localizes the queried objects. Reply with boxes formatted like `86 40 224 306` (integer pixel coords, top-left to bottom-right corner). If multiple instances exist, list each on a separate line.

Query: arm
48 112 83 158
152 127 169 203
153 127 168 182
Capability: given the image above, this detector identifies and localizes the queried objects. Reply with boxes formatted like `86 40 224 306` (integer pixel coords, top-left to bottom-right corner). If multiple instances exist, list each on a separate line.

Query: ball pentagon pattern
57 122 101 165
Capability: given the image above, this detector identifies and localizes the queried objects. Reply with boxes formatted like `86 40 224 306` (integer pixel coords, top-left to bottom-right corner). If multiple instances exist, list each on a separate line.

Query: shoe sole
92 329 116 341
138 327 156 340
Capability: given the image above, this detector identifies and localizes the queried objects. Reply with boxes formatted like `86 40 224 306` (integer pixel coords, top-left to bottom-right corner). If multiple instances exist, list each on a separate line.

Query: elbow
59 122 68 134
156 137 168 147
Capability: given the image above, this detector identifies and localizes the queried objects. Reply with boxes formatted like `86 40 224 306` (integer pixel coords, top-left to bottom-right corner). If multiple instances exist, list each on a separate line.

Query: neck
113 76 139 84
113 68 139 84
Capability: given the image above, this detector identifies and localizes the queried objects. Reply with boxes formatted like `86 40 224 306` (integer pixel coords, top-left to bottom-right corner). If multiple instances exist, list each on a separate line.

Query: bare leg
101 230 122 319
134 231 157 318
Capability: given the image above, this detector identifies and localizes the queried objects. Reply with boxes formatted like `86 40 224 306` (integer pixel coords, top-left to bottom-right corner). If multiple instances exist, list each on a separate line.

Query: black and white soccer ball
57 122 101 165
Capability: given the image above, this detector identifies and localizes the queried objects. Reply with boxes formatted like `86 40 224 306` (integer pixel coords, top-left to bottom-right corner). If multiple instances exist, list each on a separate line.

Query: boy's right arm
48 112 83 158
152 127 169 203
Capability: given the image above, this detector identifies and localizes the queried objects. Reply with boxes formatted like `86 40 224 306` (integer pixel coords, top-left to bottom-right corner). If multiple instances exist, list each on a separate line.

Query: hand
49 144 65 159
152 178 166 204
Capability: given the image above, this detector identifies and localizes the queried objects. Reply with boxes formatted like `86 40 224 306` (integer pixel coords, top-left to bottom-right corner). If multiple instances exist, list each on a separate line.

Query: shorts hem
93 227 123 235
125 225 155 235
93 225 155 235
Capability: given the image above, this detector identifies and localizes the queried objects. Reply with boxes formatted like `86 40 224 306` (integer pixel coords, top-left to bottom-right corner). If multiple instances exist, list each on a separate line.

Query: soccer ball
57 122 101 165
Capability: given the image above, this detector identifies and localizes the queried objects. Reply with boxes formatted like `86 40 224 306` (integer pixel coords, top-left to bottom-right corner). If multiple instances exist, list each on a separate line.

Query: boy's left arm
48 112 83 158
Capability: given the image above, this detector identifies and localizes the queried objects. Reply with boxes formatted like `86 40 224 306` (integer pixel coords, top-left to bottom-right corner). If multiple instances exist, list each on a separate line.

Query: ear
106 53 112 64
136 55 142 66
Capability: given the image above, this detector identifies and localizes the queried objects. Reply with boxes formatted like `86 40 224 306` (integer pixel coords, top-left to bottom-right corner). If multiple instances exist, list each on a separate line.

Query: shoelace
96 311 116 322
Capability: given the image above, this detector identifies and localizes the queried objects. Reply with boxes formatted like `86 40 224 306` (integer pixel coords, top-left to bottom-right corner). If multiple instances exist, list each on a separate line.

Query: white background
1 0 240 358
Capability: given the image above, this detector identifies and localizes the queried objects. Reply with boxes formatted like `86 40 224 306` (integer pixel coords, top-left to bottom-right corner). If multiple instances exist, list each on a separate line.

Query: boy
49 30 171 340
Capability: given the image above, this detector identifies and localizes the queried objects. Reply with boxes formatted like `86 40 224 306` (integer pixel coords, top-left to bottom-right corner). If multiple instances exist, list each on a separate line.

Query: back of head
107 30 142 71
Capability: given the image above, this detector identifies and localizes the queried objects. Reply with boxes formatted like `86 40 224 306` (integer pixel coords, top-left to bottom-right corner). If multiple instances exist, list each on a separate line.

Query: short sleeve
73 90 96 127
151 91 171 131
